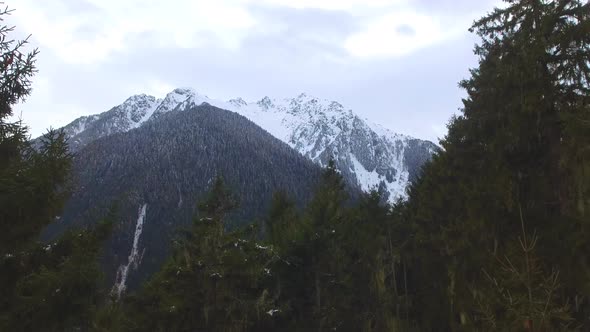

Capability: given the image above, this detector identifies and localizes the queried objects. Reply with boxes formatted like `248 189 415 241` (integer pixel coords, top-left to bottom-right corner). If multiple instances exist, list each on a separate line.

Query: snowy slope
113 203 147 299
61 94 161 151
60 88 438 201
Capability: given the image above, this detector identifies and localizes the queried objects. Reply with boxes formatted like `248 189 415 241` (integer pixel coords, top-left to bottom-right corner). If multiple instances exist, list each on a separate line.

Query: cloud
244 6 356 63
140 79 177 98
14 0 483 65
9 0 503 142
14 0 257 64
254 0 399 11
345 6 478 58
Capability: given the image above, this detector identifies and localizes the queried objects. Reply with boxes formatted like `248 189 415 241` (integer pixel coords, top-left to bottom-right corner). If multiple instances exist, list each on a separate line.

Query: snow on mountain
60 94 160 150
60 88 438 201
113 203 147 299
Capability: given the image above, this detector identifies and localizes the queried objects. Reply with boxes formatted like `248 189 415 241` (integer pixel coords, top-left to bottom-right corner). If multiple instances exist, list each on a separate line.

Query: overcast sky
10 0 502 143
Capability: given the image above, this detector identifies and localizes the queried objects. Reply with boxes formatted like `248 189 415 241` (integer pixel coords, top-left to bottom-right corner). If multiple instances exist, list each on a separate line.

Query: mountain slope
47 104 323 294
60 88 438 201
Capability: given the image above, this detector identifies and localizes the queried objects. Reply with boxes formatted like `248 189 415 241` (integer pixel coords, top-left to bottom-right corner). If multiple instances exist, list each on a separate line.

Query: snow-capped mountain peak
256 96 274 110
228 97 247 108
153 88 201 115
58 89 437 201
119 94 160 129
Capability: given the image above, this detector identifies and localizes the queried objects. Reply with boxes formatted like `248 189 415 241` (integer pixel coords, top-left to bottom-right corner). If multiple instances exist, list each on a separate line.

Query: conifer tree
0 3 62 255
398 0 590 329
117 176 279 332
460 0 589 327
341 190 398 331
0 5 113 330
265 190 301 254
276 159 349 329
1 220 113 332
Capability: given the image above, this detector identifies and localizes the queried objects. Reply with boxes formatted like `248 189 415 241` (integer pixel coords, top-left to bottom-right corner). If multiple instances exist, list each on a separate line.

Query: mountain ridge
59 88 438 201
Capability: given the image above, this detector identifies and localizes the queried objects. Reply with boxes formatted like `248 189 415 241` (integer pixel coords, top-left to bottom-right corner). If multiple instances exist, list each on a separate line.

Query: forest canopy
1 0 589 331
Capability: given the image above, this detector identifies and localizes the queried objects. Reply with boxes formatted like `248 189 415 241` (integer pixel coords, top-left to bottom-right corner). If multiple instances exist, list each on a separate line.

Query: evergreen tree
263 159 351 330
0 220 113 332
265 190 301 254
397 0 590 329
340 190 398 331
0 3 65 255
117 176 280 332
0 5 113 330
0 5 37 120
475 213 574 331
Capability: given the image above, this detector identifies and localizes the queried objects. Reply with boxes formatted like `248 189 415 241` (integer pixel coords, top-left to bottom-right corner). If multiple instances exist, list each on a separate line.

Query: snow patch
71 119 87 136
131 98 160 129
350 154 382 192
255 244 269 250
113 203 147 299
349 154 409 200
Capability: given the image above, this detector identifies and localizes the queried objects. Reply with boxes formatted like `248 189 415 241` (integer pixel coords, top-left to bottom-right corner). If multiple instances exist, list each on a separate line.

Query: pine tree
265 190 301 254
398 0 590 329
0 220 113 332
474 211 574 331
276 159 349 329
340 190 398 331
117 176 280 332
0 3 62 255
461 0 589 327
0 5 37 120
0 5 113 330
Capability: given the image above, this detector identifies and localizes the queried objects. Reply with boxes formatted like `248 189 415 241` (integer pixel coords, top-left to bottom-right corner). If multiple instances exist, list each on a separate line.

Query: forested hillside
397 0 590 329
45 104 325 293
1 0 589 331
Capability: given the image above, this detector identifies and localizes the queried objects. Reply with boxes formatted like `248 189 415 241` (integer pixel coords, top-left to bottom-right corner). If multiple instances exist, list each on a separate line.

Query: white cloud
13 2 126 64
9 0 500 141
254 0 400 11
344 10 466 58
11 73 90 135
138 79 176 97
431 123 448 141
14 0 257 64
13 0 475 64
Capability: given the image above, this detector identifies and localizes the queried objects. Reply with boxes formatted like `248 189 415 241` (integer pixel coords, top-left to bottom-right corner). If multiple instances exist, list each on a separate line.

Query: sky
9 0 503 143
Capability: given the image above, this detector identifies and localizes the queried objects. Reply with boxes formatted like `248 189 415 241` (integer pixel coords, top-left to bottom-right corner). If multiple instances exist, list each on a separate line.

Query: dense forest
47 103 325 292
1 0 589 331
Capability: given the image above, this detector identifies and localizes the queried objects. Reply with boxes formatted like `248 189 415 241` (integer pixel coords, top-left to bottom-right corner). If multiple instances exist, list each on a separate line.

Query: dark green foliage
269 159 351 330
393 0 590 330
47 103 324 291
265 190 301 252
105 1 586 329
0 5 38 120
0 3 53 255
4 1 589 331
198 176 239 220
111 177 280 332
108 163 411 332
474 213 575 331
0 5 114 331
342 191 397 331
1 129 73 254
0 221 113 332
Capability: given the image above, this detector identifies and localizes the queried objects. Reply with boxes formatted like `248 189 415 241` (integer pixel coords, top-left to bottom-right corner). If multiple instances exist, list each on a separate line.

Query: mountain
61 88 438 202
47 104 324 295
44 88 437 295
